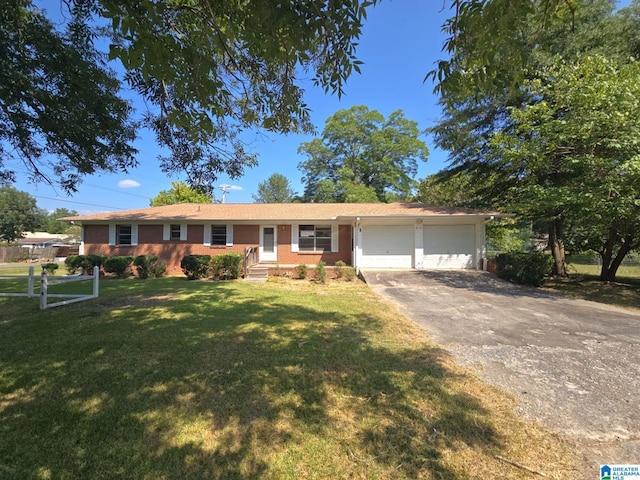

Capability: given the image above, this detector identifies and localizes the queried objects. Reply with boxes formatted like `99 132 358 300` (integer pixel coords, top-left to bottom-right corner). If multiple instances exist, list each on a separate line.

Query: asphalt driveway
362 269 640 476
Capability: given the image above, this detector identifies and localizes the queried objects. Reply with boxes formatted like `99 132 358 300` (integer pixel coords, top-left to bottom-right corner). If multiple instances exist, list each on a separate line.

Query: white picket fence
0 266 100 309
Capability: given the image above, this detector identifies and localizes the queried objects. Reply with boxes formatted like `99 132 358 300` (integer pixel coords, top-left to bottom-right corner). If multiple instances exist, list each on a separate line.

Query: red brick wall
84 224 109 245
275 224 352 265
82 223 353 275
234 225 259 246
480 257 498 275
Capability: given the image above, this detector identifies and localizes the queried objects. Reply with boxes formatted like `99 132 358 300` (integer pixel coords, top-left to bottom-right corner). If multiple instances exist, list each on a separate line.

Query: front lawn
566 262 640 279
543 263 640 310
544 275 640 310
0 277 575 479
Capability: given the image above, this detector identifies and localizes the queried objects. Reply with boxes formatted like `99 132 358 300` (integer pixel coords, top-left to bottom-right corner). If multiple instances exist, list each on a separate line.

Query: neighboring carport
362 269 640 476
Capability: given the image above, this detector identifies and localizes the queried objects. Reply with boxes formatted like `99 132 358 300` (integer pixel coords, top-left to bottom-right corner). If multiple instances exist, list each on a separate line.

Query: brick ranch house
62 202 500 276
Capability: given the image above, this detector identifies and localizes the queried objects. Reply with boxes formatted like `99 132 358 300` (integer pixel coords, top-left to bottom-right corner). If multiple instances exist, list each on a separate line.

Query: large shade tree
252 174 296 203
415 171 489 210
47 208 79 234
430 0 640 280
149 181 213 206
430 0 640 99
298 106 428 203
489 56 640 281
0 186 41 242
1 0 378 194
4 0 609 196
0 1 137 192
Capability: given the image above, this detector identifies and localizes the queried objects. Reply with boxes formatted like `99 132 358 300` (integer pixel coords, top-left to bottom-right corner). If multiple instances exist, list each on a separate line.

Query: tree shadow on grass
1 279 505 479
544 275 640 310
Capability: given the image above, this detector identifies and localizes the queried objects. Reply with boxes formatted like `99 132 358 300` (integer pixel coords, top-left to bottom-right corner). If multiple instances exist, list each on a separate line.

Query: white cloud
218 184 243 191
118 179 141 189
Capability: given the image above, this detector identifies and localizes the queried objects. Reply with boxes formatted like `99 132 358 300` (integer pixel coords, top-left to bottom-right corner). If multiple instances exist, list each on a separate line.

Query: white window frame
109 223 138 246
163 223 187 241
293 224 338 252
203 224 233 247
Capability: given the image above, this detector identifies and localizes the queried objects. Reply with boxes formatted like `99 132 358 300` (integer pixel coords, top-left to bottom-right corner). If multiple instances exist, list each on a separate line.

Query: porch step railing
243 246 261 279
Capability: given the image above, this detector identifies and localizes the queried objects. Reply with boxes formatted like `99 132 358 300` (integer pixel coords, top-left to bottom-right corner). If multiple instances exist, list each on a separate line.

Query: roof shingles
61 202 501 222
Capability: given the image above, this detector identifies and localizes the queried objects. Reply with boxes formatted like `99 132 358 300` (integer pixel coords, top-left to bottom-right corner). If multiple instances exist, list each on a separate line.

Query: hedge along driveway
362 269 640 475
0 277 575 479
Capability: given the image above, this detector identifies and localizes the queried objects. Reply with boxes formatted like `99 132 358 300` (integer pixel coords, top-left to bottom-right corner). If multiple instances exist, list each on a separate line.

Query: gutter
335 213 504 221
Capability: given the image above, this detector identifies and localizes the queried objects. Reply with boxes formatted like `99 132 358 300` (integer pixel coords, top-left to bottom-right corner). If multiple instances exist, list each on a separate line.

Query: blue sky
14 0 454 213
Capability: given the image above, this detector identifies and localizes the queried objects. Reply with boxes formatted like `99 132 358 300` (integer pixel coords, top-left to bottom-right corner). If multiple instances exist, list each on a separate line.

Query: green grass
0 277 575 479
0 263 50 276
544 263 640 310
0 262 90 300
566 262 640 279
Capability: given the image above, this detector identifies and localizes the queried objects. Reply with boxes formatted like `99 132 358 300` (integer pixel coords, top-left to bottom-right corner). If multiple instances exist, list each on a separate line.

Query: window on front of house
299 224 331 252
116 224 132 245
170 224 181 240
211 224 227 246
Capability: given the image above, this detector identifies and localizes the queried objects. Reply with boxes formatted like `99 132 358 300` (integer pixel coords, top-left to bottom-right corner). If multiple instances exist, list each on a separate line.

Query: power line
9 169 149 209
82 182 151 200
32 195 127 210
10 167 151 201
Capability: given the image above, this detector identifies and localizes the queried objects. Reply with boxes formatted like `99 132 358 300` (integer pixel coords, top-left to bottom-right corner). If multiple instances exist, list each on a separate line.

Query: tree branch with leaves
298 106 428 203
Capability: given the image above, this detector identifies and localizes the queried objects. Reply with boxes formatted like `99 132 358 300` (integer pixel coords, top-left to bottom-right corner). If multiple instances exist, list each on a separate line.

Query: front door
260 225 277 262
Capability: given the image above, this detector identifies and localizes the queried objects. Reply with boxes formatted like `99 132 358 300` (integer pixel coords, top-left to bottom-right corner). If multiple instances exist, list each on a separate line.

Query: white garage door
361 225 414 268
423 225 475 269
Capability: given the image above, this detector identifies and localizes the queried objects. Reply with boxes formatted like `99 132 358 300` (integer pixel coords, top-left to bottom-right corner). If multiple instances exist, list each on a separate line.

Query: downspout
354 217 361 275
79 223 85 256
480 216 495 271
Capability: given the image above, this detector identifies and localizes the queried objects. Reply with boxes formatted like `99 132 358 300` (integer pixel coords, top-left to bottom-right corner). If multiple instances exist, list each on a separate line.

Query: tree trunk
599 232 638 282
602 251 626 282
548 219 567 277
598 230 615 282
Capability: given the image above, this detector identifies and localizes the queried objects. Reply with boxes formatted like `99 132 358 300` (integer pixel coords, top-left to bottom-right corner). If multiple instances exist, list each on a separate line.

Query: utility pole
217 184 242 203
218 185 231 203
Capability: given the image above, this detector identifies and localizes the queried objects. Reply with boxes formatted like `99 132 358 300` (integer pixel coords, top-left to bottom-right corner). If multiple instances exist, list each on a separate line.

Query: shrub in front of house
314 261 327 284
181 254 212 280
85 254 107 272
151 262 167 278
210 253 243 280
334 260 346 278
133 255 166 279
104 256 134 278
65 255 82 274
342 267 357 282
66 254 107 275
495 252 553 286
42 263 58 275
334 260 356 281
295 264 307 280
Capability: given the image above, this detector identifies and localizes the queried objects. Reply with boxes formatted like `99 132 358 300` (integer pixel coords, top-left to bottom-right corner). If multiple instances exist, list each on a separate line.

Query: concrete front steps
244 265 269 282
